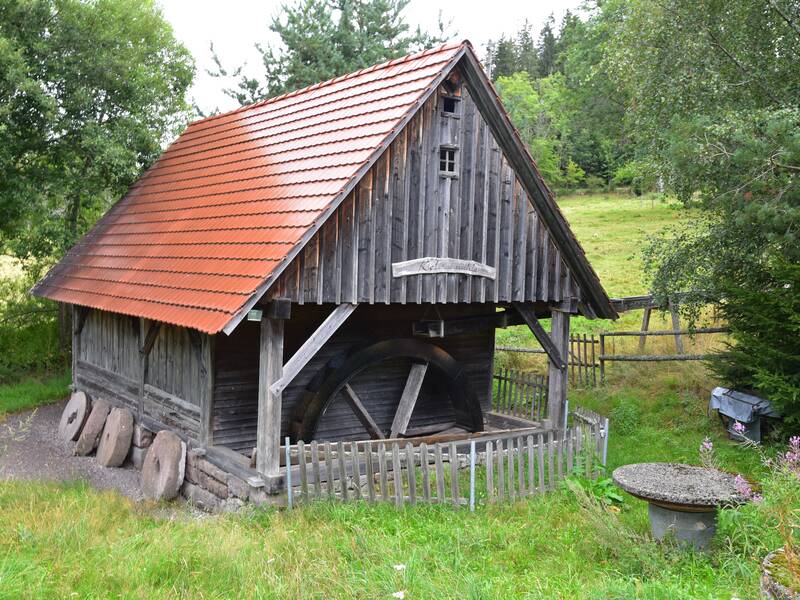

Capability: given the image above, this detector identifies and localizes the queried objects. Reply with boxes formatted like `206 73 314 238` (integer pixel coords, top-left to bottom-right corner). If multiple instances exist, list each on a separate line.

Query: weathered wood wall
269 83 579 305
75 309 213 442
212 305 495 452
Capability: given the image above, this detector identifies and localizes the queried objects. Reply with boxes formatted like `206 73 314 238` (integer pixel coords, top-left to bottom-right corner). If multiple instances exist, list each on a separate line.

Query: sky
159 0 584 115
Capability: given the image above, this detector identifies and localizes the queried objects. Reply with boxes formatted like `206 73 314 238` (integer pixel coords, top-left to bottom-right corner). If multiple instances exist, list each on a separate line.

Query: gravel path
0 400 144 501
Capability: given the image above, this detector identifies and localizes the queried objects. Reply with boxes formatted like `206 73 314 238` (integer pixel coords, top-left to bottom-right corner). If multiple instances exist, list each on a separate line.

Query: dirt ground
0 399 144 500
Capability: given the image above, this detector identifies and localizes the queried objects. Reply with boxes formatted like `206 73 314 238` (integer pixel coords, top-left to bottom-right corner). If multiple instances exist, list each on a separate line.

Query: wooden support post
638 307 651 352
257 315 285 482
546 309 570 431
599 333 606 384
138 319 161 420
71 305 89 389
198 333 215 446
669 299 684 354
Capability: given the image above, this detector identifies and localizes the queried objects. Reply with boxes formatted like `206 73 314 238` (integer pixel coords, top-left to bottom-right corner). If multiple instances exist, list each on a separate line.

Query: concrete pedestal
648 503 717 550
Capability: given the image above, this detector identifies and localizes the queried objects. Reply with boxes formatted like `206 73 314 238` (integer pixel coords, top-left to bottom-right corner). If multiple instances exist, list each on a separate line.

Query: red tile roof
33 41 467 333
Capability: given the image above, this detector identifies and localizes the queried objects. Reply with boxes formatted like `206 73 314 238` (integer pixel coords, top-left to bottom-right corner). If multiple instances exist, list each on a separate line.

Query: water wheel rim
291 338 483 442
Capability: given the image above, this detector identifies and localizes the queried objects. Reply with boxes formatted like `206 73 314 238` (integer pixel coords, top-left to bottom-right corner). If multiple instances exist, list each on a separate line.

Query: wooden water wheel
289 339 483 442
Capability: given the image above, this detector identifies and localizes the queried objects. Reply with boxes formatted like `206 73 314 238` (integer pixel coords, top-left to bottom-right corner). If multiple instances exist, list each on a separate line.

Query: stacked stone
128 423 153 469
182 449 251 512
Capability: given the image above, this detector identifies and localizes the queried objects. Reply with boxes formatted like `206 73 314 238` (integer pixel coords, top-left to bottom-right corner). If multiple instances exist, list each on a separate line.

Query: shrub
710 261 800 431
610 401 641 435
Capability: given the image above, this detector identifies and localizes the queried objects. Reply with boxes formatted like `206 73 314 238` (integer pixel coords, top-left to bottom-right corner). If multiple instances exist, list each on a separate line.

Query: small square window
439 147 458 175
442 96 459 114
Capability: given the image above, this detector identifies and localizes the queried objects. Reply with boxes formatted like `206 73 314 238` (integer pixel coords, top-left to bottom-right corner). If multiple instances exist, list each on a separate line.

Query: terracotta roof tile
33 41 466 333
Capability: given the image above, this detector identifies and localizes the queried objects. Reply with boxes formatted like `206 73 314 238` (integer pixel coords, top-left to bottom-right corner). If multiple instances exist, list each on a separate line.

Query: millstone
96 407 134 467
74 398 111 456
141 431 187 501
58 391 91 441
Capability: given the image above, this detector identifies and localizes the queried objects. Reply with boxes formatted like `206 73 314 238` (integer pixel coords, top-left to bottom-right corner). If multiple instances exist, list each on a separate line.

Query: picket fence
282 416 607 510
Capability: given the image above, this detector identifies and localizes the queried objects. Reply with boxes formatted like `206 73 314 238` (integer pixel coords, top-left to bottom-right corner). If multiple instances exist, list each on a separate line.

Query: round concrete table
612 463 743 550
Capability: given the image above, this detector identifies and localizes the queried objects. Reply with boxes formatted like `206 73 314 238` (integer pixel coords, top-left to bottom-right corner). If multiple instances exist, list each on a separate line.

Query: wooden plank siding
75 309 213 442
269 86 577 306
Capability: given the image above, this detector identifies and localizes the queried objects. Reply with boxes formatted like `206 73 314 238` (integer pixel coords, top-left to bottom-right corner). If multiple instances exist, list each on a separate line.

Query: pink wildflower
733 474 762 503
733 421 746 435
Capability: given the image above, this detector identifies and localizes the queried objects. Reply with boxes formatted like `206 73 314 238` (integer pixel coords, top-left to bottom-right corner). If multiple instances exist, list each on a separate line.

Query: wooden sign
391 257 496 279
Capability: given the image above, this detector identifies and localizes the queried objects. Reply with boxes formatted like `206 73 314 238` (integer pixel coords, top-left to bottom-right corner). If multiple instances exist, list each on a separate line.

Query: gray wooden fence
497 334 600 387
282 420 606 510
492 369 547 420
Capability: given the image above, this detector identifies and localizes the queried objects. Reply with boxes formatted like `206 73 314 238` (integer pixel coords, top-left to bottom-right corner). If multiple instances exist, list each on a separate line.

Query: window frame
439 145 459 178
440 95 461 117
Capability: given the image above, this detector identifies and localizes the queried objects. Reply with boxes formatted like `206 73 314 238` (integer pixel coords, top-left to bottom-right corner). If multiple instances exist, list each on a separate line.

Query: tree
514 21 539 78
536 14 557 77
495 72 584 189
0 0 194 342
556 3 630 184
611 0 800 426
486 36 517 80
210 0 450 104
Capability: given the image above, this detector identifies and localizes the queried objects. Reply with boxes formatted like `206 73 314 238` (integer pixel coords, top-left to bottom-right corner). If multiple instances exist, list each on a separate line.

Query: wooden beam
511 303 566 369
269 303 358 396
73 305 90 336
391 257 496 279
137 319 160 421
669 298 685 354
71 305 89 389
638 307 652 352
265 297 292 320
256 316 284 479
139 322 161 356
390 362 428 438
342 384 384 439
547 309 570 430
198 333 214 447
411 309 526 338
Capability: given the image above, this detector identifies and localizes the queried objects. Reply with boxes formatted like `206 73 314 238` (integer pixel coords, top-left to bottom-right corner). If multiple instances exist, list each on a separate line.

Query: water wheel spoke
342 383 385 439
390 362 428 438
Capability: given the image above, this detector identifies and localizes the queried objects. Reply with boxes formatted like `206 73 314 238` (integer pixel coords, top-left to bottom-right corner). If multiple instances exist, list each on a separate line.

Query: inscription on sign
391 257 496 279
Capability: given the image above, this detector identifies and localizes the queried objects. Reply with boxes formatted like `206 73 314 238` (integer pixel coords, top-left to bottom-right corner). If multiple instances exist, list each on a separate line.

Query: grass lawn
0 372 70 418
0 193 770 599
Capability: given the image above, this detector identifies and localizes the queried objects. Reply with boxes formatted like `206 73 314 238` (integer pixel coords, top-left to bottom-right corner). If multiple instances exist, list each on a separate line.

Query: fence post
285 437 293 509
602 417 610 467
469 440 476 512
599 333 606 384
563 399 569 435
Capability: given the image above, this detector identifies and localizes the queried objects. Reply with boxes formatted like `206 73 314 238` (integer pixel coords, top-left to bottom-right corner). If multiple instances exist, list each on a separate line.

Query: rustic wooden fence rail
281 420 606 510
598 327 730 382
497 334 600 387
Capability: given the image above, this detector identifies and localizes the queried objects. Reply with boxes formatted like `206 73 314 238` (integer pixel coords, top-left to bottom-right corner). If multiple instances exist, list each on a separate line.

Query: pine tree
515 20 539 77
537 14 557 77
491 36 517 80
210 0 450 103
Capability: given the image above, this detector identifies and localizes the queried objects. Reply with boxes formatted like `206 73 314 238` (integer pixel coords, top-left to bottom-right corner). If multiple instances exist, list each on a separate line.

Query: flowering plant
709 427 800 590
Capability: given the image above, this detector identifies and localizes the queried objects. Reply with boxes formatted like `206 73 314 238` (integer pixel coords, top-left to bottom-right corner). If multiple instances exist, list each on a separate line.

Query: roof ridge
190 40 465 128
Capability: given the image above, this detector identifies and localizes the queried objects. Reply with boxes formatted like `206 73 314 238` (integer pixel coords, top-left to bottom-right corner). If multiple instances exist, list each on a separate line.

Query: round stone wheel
74 398 111 456
141 431 187 501
96 407 134 467
58 391 91 442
